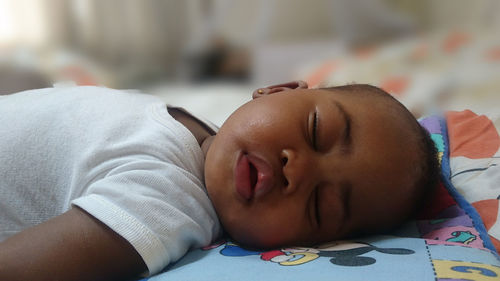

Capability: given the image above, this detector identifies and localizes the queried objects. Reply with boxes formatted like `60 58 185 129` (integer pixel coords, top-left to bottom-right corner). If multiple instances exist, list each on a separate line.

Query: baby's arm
0 207 147 281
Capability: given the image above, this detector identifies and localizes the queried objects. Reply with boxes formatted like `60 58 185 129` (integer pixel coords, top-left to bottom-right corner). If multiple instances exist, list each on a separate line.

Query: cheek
204 136 239 216
221 200 306 249
223 101 291 145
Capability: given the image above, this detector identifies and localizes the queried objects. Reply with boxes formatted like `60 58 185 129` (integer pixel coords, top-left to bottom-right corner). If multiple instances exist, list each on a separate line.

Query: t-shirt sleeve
71 160 219 275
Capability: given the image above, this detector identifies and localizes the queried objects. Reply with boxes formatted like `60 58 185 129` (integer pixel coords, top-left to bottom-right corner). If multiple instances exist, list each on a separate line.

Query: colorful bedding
141 112 500 281
447 110 500 253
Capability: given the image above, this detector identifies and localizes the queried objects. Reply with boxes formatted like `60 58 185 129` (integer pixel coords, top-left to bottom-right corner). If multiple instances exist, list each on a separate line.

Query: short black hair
322 84 441 218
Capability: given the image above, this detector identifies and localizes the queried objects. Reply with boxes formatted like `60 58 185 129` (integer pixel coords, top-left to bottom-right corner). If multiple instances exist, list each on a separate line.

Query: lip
234 152 275 201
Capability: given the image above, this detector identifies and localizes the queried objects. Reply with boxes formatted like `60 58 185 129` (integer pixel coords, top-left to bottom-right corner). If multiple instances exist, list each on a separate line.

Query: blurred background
1 0 499 125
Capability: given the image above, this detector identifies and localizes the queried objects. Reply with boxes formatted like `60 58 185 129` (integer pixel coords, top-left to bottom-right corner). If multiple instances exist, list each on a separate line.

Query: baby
205 81 440 249
0 81 440 280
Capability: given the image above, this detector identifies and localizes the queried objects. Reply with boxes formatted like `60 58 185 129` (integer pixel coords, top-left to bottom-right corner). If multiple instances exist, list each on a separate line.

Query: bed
136 30 500 281
136 110 499 281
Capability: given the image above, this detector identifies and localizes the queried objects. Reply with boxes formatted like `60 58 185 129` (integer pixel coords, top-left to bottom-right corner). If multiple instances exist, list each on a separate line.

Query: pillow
446 110 500 252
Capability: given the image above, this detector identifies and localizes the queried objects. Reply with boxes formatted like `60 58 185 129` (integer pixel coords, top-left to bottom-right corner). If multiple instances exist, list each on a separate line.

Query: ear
252 80 308 99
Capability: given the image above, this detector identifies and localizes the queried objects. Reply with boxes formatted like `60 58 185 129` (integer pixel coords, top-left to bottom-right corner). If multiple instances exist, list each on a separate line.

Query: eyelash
310 111 320 226
312 111 318 150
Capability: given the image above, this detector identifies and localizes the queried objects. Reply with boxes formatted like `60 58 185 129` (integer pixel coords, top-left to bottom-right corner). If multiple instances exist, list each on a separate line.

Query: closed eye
343 111 351 146
314 187 321 227
312 110 318 150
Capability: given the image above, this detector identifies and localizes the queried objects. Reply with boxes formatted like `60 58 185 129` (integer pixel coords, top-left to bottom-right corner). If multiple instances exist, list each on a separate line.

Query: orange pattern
380 76 410 97
485 46 500 62
472 200 500 253
305 60 338 89
471 200 499 230
442 31 470 53
491 237 500 254
447 110 500 159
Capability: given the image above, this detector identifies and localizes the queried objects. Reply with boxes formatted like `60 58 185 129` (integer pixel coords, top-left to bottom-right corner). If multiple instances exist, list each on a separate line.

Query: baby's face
204 88 419 249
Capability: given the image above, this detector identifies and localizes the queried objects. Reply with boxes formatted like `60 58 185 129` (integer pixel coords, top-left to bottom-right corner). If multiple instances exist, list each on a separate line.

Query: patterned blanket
446 110 500 253
141 112 500 281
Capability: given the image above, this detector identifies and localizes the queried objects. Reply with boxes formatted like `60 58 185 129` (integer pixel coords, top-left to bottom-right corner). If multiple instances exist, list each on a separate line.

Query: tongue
249 162 258 190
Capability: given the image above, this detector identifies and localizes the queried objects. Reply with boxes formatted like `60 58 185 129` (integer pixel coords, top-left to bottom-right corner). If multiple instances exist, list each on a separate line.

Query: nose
280 148 315 195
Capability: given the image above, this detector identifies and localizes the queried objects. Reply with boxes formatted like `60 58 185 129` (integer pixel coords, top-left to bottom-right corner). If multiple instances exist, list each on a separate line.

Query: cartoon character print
218 240 415 267
417 205 485 249
424 226 483 249
433 260 500 280
315 241 415 266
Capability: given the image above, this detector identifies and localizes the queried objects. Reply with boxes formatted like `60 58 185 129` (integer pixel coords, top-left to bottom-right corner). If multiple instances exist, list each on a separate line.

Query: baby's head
204 81 440 249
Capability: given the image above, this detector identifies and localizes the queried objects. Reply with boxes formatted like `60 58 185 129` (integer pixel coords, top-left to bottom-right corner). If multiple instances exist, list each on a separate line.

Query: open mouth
249 161 258 192
234 152 274 201
234 153 255 200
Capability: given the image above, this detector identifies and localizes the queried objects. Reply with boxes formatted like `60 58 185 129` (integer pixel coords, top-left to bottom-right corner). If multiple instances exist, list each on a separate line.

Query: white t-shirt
0 86 221 274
